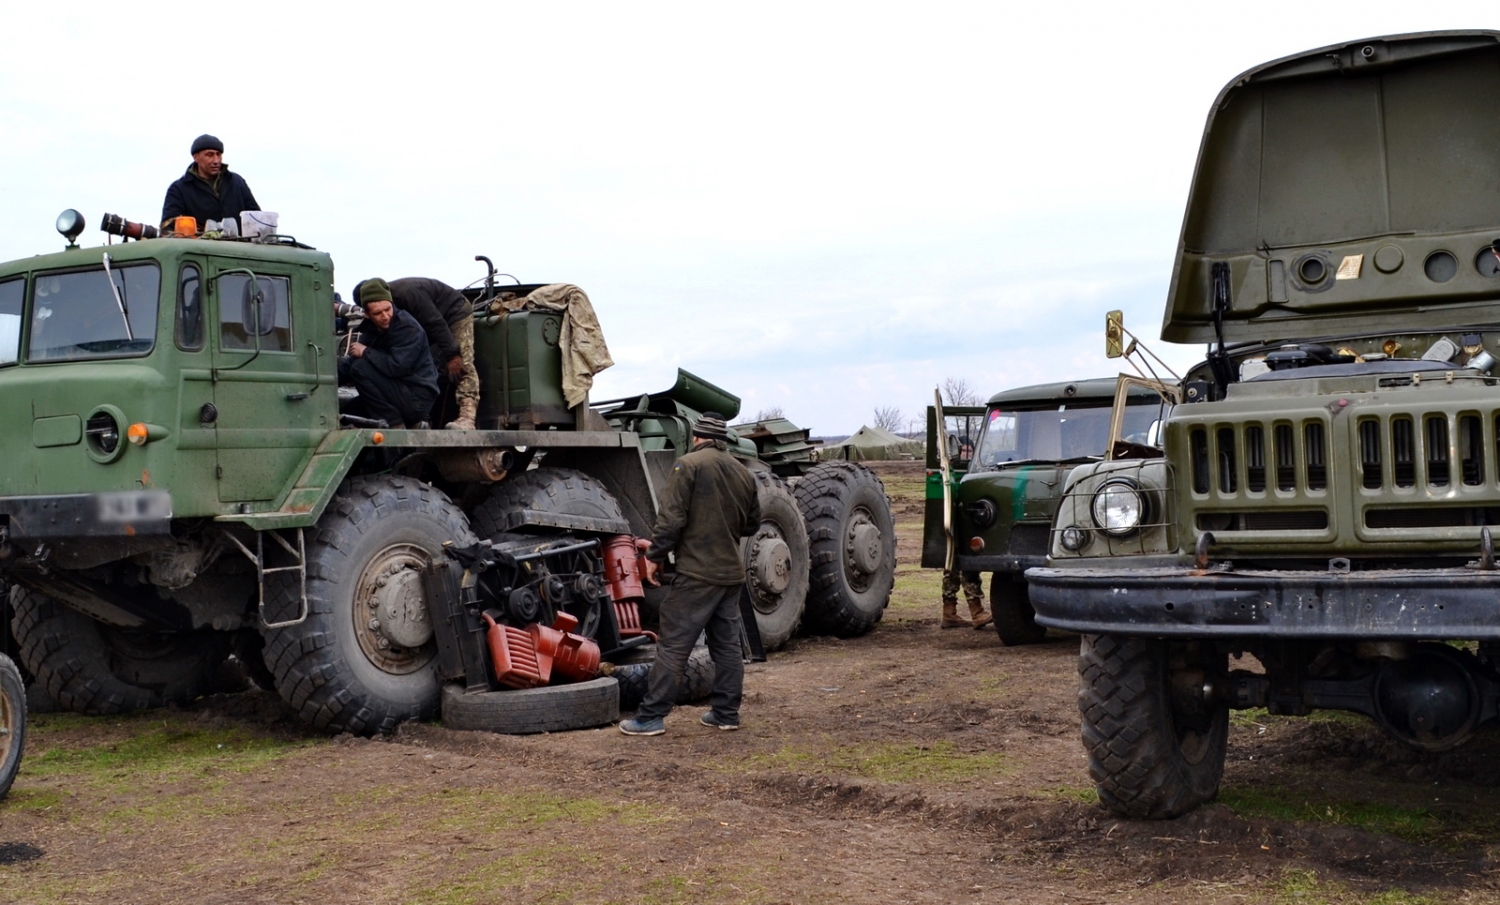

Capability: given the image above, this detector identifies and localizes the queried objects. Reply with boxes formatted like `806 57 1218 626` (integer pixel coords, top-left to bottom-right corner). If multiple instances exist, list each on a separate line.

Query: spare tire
609 643 715 710
794 462 897 637
442 678 619 734
470 468 626 540
742 472 810 651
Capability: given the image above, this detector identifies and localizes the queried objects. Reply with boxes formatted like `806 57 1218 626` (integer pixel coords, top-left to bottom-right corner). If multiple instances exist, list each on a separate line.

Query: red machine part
483 612 602 689
602 535 658 640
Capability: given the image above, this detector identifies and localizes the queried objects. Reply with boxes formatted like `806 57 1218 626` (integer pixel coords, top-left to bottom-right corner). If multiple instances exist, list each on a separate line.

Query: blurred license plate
97 491 173 523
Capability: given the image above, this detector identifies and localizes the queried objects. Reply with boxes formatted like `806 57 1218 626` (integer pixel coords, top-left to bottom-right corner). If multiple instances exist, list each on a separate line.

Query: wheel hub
845 512 883 581
748 532 793 611
354 545 436 675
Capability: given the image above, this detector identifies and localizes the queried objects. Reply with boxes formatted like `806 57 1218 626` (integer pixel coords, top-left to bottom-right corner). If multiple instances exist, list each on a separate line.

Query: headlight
1059 526 1089 551
964 499 997 529
1091 479 1145 536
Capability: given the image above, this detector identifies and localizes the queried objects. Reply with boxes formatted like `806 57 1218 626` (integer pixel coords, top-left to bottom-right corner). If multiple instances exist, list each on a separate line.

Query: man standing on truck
619 413 760 736
354 277 480 430
160 134 261 231
338 278 439 429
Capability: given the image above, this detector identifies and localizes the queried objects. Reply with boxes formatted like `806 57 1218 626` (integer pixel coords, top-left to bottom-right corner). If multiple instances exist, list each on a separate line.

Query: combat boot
941 599 968 629
968 597 993 630
446 397 478 431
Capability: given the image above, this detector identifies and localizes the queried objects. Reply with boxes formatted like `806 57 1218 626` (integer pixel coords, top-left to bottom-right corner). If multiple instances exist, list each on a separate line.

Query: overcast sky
1 3 1491 433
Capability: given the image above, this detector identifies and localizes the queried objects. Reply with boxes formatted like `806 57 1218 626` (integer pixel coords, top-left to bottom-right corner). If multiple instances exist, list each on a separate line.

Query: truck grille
1186 410 1500 540
1008 524 1049 557
1189 417 1331 496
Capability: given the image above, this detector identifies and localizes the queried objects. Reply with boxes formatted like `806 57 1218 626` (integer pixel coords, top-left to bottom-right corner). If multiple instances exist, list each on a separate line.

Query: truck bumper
1026 564 1500 639
0 491 173 540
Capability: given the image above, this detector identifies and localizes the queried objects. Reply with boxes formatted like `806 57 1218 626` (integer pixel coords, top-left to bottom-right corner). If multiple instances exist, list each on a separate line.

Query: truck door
208 265 322 503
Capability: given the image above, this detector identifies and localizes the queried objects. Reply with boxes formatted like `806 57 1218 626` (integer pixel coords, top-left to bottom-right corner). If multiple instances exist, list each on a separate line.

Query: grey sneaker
618 716 665 736
699 711 740 731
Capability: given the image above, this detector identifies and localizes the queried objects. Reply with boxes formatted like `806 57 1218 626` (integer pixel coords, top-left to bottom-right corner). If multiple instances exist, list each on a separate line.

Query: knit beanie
359 278 394 306
692 412 730 441
191 134 224 155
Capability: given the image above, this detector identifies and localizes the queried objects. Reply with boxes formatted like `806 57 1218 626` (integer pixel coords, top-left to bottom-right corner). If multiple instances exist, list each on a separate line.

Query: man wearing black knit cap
620 412 761 736
161 134 261 230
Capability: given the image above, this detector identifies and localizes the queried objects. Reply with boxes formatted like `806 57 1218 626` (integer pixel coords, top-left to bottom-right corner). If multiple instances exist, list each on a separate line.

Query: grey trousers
636 575 745 723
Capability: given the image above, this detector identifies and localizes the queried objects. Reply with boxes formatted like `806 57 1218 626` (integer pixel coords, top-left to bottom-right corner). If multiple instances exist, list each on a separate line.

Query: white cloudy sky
0 3 1491 433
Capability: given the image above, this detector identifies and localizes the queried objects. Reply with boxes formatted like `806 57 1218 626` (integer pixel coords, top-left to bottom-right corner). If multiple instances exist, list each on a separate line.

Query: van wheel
992 575 1047 646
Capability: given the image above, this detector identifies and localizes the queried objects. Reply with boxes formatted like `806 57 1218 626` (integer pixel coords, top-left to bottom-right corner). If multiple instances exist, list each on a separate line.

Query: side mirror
1105 310 1124 359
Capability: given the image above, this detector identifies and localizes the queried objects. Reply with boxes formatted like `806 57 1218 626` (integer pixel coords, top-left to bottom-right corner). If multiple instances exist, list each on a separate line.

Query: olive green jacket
647 442 760 585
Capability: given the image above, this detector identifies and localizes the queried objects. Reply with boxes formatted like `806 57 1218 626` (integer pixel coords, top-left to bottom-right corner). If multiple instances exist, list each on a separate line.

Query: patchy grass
1035 785 1099 805
887 566 943 622
1270 868 1440 905
720 738 1010 784
1217 785 1445 845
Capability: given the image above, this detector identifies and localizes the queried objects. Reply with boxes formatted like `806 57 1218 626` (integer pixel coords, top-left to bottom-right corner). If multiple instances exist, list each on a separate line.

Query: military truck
0 213 897 734
1028 30 1500 818
923 380 1168 644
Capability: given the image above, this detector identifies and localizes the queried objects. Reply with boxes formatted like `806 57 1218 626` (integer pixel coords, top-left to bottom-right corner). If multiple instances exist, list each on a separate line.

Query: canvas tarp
818 425 923 462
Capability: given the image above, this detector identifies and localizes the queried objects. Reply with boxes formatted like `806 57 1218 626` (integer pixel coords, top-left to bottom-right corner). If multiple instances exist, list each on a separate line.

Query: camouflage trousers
452 316 479 403
941 569 983 604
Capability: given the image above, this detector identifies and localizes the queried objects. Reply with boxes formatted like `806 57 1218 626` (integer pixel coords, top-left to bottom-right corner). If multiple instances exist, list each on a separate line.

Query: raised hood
1164 31 1500 344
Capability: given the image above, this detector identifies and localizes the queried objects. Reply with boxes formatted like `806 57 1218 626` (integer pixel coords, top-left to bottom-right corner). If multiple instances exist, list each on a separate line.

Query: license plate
96 491 173 523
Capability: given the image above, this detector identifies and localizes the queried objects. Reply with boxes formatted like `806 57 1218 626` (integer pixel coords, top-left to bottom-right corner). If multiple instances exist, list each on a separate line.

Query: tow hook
1194 532 1215 571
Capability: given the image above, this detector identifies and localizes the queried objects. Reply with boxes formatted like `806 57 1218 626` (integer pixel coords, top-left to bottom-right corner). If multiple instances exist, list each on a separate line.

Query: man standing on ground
355 277 480 430
338 278 439 429
940 568 991 629
620 413 760 736
161 134 261 230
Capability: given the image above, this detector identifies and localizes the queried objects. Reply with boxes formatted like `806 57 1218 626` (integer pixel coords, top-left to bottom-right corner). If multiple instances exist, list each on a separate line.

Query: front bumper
0 491 173 539
1026 564 1500 639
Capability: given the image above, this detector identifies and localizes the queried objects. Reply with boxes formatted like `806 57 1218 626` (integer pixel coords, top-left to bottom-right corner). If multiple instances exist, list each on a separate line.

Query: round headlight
964 498 997 529
1092 479 1145 536
1060 526 1089 552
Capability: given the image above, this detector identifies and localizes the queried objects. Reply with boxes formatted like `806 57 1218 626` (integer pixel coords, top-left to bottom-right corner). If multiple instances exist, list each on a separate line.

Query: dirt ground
4 460 1500 904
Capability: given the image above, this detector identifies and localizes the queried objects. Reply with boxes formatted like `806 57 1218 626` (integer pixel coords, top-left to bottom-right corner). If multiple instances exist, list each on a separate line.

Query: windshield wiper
986 454 1102 470
100 253 134 342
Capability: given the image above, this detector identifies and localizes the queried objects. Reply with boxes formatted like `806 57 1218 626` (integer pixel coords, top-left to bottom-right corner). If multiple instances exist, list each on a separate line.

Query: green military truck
0 214 896 735
1029 30 1500 818
923 380 1167 644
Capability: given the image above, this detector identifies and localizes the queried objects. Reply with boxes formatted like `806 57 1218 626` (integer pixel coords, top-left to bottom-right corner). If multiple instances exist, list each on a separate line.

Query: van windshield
28 263 160 362
975 401 1160 467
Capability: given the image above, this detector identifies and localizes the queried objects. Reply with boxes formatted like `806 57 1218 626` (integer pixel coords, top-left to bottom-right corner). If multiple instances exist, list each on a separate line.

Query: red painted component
483 613 546 689
483 611 602 688
603 535 658 639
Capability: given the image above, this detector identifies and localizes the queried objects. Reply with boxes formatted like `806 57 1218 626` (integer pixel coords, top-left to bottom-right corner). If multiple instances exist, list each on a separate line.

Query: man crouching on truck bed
620 413 761 736
338 278 439 429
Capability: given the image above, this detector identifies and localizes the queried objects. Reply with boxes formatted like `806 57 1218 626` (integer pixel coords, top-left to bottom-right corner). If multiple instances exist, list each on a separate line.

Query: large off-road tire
992 574 1047 646
470 467 625 541
262 476 476 735
0 653 25 801
610 643 715 710
442 678 618 734
10 586 229 715
743 472 810 651
1080 634 1229 819
793 461 897 637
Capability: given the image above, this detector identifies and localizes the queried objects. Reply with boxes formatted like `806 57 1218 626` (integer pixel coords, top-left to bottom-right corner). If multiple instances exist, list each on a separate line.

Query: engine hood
1163 31 1500 345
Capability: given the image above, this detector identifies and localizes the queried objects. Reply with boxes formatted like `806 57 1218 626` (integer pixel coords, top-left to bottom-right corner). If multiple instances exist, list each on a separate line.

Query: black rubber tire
10 586 229 715
262 476 476 735
610 644 715 710
470 467 625 541
992 574 1047 646
1080 634 1229 819
0 653 25 801
743 472 810 651
442 677 618 734
793 461 897 637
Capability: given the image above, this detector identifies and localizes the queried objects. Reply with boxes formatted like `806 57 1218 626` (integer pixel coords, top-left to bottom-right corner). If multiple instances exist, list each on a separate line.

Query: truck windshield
975 402 1159 466
28 264 160 362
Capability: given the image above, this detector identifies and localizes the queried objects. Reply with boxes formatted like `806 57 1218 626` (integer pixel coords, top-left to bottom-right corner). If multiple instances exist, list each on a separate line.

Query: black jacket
353 309 439 392
389 277 471 365
161 165 261 227
647 442 760 585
